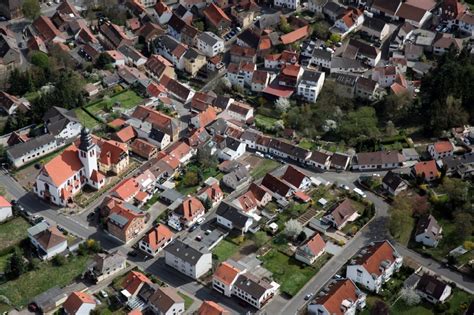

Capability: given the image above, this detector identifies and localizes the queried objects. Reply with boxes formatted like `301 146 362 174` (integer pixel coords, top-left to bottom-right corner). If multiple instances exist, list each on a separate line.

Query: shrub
52 254 66 266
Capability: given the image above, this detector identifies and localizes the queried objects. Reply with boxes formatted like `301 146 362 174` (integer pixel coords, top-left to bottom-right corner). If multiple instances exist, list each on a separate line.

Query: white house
164 238 212 279
295 233 326 265
310 49 332 69
308 0 328 13
138 224 174 256
226 101 254 122
428 141 454 160
28 222 68 260
381 171 407 196
308 279 366 315
415 274 452 304
63 292 96 315
306 150 332 170
297 70 325 103
251 70 271 92
346 240 403 293
333 8 364 38
0 196 12 222
213 261 247 297
148 287 185 315
415 215 442 248
216 137 247 161
281 165 312 191
196 32 225 57
352 151 405 171
216 202 253 233
274 0 300 9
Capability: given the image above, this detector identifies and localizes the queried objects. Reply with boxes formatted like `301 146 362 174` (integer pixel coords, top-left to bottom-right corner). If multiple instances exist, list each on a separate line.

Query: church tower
78 128 98 179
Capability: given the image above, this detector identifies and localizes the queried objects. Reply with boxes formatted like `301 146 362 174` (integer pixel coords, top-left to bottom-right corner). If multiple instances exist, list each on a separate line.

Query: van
353 188 367 198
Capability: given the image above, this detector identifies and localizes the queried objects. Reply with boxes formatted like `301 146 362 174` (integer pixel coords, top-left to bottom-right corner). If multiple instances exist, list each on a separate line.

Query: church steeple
78 127 98 179
79 128 94 152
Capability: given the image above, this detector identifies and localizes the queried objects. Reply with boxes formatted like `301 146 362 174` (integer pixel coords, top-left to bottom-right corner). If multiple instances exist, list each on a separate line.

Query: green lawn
74 108 101 130
393 215 415 246
212 239 239 263
177 291 194 310
87 90 143 115
250 159 281 179
0 253 12 272
298 138 316 150
0 217 30 252
261 249 320 296
255 114 278 132
0 254 90 309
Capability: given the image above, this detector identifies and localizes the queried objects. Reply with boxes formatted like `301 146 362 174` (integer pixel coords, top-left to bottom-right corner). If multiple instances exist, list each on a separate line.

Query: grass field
255 114 278 132
0 254 90 310
298 138 317 150
212 239 239 263
87 90 143 115
261 249 322 296
250 159 281 179
178 291 194 310
0 217 30 252
74 108 100 130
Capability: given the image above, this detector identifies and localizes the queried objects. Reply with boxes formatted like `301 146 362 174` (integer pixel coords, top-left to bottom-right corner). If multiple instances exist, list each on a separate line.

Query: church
34 128 106 207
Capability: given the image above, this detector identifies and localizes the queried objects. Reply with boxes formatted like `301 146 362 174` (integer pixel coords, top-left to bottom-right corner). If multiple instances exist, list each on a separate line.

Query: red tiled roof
413 160 439 179
203 3 231 28
281 64 301 77
166 141 191 161
122 271 152 295
97 138 128 166
304 233 325 256
355 241 397 276
315 279 359 315
214 262 241 285
236 191 257 212
64 292 96 315
114 125 137 143
294 191 311 202
131 138 157 159
42 145 82 186
176 196 204 222
143 224 174 252
112 178 140 201
198 182 223 202
33 16 63 42
262 84 294 98
109 118 126 128
390 82 407 96
280 25 309 45
198 301 230 315
0 196 11 208
433 141 453 154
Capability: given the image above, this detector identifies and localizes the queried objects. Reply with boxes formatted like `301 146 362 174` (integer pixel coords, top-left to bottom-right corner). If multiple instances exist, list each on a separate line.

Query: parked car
195 235 202 241
304 293 314 300
100 290 108 298
188 224 199 232
87 212 95 221
196 217 205 225
127 250 138 257
57 225 66 233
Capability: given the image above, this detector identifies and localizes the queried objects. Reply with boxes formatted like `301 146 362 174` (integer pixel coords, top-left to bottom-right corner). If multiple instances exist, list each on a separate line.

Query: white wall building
164 238 212 279
196 32 225 57
297 70 325 103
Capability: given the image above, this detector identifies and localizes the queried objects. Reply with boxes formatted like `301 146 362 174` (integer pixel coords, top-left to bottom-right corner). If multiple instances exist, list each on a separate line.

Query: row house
118 45 147 68
346 240 403 293
264 50 299 69
183 48 207 77
105 197 147 243
160 75 195 103
99 21 134 49
230 45 257 64
352 151 405 170
310 48 333 69
226 101 254 123
251 70 271 92
131 138 160 159
145 54 176 81
306 150 332 170
361 16 390 41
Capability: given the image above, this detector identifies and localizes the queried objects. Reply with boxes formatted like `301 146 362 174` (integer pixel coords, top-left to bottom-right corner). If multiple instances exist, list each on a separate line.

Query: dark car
57 225 66 233
87 212 95 221
127 250 138 257
188 224 199 232
34 163 42 170
28 303 38 312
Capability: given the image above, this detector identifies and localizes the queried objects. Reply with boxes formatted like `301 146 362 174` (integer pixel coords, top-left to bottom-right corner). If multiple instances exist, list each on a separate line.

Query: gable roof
413 160 439 179
261 173 292 197
142 224 174 252
415 214 441 239
216 202 252 229
416 274 449 300
326 199 357 227
114 125 137 142
41 145 83 187
352 240 398 276
198 301 230 315
298 233 325 258
175 196 204 222
355 151 404 166
33 16 63 42
280 26 309 45
33 225 67 250
314 279 359 315
214 261 242 285
149 287 184 312
281 165 308 188
203 3 231 28
432 141 454 154
63 292 96 315
122 271 152 296
382 170 404 191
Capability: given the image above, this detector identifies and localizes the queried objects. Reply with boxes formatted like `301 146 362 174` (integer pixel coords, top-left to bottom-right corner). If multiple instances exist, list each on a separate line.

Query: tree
183 170 199 187
338 107 380 145
95 52 115 69
385 121 398 137
400 288 421 306
370 301 389 315
329 33 341 43
454 212 472 242
5 248 27 279
311 21 330 40
279 16 292 34
197 146 218 170
440 177 470 213
22 0 40 20
30 51 50 70
52 254 66 266
252 231 268 248
275 97 291 114
284 219 303 241
193 20 204 32
221 77 232 91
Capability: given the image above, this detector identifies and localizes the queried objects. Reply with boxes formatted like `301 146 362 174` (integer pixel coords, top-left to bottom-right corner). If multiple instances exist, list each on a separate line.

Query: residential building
428 141 454 160
148 287 185 315
352 151 405 170
164 238 212 279
131 105 179 141
330 153 351 170
226 102 254 123
274 0 300 10
0 91 30 116
197 182 223 207
355 77 380 101
138 224 174 256
168 196 205 230
0 196 12 222
34 129 106 207
306 150 332 170
297 70 325 103
395 3 431 28
247 183 272 208
308 279 366 315
28 222 67 260
106 197 147 243
0 32 21 81
308 0 327 13
153 35 187 70
281 165 312 191
145 54 176 81
333 8 364 38
213 261 247 297
183 48 207 77
230 45 257 64
118 45 147 68
198 301 230 315
88 251 126 283
216 202 253 233
295 233 326 265
160 75 195 103
382 171 407 196
361 17 390 41
121 271 152 298
99 21 133 49
372 66 397 88
412 160 440 182
131 138 160 160
196 32 225 57
346 240 403 293
232 273 279 309
63 292 96 315
415 215 442 248
251 70 271 92
0 0 22 20
203 3 231 33
345 39 381 67
215 136 247 161
310 48 332 69
415 274 452 304
43 106 83 140
322 199 358 230
190 107 217 129
222 165 251 190
261 173 294 199
433 34 463 55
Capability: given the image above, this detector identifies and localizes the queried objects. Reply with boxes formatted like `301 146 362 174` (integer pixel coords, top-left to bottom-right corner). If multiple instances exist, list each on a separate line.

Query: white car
100 290 108 298
197 217 205 225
